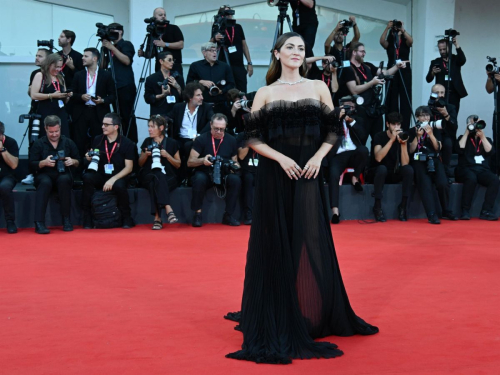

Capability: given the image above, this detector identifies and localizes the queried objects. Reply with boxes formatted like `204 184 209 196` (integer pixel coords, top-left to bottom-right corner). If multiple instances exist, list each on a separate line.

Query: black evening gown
37 81 70 138
226 99 379 364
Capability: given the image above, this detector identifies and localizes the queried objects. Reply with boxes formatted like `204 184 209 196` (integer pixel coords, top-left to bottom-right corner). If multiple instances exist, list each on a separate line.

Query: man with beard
57 30 84 90
324 16 360 63
426 37 467 114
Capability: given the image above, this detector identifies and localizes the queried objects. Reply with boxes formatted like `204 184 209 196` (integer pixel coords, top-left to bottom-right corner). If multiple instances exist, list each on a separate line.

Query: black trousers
411 159 450 215
82 171 131 217
34 172 73 222
441 133 454 168
447 90 461 115
177 138 194 182
116 84 138 143
371 164 414 201
139 169 177 216
72 107 102 158
293 23 318 58
327 147 369 207
241 170 255 212
455 165 499 211
0 175 16 221
386 67 412 130
231 65 248 93
356 106 384 145
191 171 241 215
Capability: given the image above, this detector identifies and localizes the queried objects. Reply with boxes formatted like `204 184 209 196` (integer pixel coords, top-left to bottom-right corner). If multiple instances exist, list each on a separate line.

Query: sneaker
460 209 471 220
21 174 34 185
6 220 17 234
192 212 203 227
373 207 386 222
479 210 498 221
222 212 240 226
243 209 252 225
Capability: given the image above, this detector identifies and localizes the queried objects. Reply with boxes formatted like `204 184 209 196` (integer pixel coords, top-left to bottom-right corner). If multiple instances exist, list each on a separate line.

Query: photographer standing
291 0 318 58
380 20 413 130
187 114 241 227
324 16 360 62
409 106 457 224
326 97 368 224
138 115 181 229
57 30 83 91
101 23 138 143
186 42 235 114
0 121 19 233
138 7 185 87
368 112 414 222
211 5 253 93
144 51 183 117
29 115 80 234
455 116 498 220
485 68 500 173
81 113 136 229
426 37 467 114
343 42 405 143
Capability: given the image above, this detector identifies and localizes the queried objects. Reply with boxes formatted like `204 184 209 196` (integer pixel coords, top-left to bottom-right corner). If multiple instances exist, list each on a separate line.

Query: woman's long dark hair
266 32 308 86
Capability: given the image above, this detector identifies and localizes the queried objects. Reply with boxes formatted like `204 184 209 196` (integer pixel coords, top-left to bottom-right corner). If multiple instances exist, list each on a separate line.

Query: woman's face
274 36 305 69
148 121 164 138
50 60 63 76
161 55 174 71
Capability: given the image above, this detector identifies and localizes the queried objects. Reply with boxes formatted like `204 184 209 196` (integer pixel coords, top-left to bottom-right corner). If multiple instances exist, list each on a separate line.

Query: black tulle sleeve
243 107 267 146
320 103 343 145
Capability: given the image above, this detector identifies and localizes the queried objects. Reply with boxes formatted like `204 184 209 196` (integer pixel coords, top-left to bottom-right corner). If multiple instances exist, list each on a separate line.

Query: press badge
58 100 65 108
104 164 114 174
166 95 176 104
445 75 451 81
343 60 351 68
475 155 485 164
414 152 421 161
228 46 237 53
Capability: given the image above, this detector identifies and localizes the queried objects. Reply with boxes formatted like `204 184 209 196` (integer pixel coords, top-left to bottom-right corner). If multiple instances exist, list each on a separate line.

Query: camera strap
105 140 118 164
396 38 402 59
52 80 61 92
322 73 331 88
354 65 368 81
470 138 482 154
417 133 427 151
212 136 224 157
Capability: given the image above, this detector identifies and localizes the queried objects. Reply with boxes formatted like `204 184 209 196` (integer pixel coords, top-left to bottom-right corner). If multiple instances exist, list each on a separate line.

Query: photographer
409 106 457 224
428 84 458 178
236 132 257 225
455 116 498 220
326 97 368 224
344 42 406 143
138 115 181 229
368 112 414 222
144 51 182 117
380 20 413 130
291 0 318 58
187 114 241 227
138 7 185 87
168 82 214 184
485 67 500 172
186 42 235 114
81 113 136 229
426 37 467 114
226 88 252 134
211 5 253 93
306 56 338 100
324 16 360 62
29 115 80 234
57 30 83 90
101 23 138 143
71 48 116 159
0 121 19 233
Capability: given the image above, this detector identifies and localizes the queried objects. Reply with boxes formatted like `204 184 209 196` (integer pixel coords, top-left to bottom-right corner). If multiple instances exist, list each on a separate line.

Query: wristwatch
165 42 170 48
247 62 253 65
0 147 6 153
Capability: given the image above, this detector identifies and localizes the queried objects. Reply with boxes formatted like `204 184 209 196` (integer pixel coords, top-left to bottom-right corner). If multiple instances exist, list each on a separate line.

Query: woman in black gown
226 32 379 364
30 53 72 138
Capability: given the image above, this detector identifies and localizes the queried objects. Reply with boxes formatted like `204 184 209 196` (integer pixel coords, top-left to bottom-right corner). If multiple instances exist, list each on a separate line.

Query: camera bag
91 191 122 229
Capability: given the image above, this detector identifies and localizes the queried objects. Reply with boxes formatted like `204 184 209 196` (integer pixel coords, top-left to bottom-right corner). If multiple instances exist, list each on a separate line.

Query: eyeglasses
164 58 175 62
102 123 115 127
212 127 225 133
356 50 366 55
205 49 218 53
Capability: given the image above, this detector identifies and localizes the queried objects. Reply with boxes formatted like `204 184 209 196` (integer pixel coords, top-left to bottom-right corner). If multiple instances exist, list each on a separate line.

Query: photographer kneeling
188 113 241 227
138 115 181 229
410 106 457 224
227 88 252 134
29 115 80 234
455 116 498 220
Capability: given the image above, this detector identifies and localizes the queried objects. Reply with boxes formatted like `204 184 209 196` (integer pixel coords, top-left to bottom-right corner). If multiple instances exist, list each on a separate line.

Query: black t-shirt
29 68 41 111
57 49 84 89
0 136 19 179
192 132 237 173
90 135 136 176
291 0 318 26
457 135 494 168
342 62 378 106
237 132 258 173
217 24 246 67
386 32 411 67
160 24 184 64
111 39 135 88
330 42 352 63
408 127 442 156
139 136 179 174
372 131 409 170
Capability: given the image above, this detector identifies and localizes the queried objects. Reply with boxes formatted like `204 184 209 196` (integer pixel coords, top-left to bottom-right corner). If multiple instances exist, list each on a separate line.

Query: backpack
91 191 122 229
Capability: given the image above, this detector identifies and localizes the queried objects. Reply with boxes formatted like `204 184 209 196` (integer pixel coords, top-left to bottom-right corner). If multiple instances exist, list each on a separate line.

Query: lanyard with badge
226 27 237 54
52 80 65 108
443 60 451 81
414 132 427 160
470 138 485 164
187 111 198 139
87 69 97 92
105 140 118 174
322 73 331 89
212 136 224 157
249 150 259 167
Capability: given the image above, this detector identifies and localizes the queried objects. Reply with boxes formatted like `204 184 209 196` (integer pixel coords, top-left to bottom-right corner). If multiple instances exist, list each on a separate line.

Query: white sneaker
21 174 34 185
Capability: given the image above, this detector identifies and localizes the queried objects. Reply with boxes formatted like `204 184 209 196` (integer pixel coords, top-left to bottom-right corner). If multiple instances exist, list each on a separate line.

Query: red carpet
1 220 500 374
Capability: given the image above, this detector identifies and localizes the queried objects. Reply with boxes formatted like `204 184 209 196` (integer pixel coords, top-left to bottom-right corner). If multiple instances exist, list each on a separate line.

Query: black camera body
486 56 499 74
392 20 402 31
37 39 55 51
87 149 100 157
467 116 487 133
213 11 236 37
416 146 438 173
144 18 170 38
157 71 180 89
398 131 409 142
51 150 66 173
209 80 226 96
146 141 160 152
444 29 460 38
208 155 241 185
96 23 119 41
342 104 357 117
428 95 447 110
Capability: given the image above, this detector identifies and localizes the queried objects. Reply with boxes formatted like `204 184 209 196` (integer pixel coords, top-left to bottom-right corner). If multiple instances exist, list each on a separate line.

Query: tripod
216 37 231 67
269 3 293 63
445 34 454 104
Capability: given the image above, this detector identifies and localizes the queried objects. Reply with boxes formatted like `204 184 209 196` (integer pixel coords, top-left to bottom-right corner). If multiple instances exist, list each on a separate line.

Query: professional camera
208 155 241 185
391 20 403 31
87 149 100 171
146 142 163 170
398 131 409 142
157 71 180 90
339 19 354 34
51 150 66 173
209 80 226 96
267 0 291 6
37 39 55 51
323 58 339 69
428 93 447 109
341 104 356 117
96 23 119 42
414 146 437 173
486 56 499 74
212 9 236 37
444 29 460 38
467 116 487 133
415 120 443 131
144 17 169 38
19 113 42 143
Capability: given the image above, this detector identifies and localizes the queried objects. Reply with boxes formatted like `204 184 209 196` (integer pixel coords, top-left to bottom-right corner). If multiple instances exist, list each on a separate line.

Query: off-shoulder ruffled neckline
260 98 326 108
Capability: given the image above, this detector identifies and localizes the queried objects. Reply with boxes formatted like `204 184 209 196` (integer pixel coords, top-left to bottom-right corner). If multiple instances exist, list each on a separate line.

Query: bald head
153 7 166 21
431 84 446 98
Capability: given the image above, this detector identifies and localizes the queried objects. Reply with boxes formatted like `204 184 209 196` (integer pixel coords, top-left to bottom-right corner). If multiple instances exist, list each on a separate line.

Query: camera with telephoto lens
398 130 409 142
96 23 120 41
209 80 226 96
428 93 447 111
392 20 403 31
416 146 437 173
37 39 55 51
467 116 487 134
486 56 499 74
157 71 180 89
323 58 339 69
87 149 100 171
416 120 443 131
51 150 66 173
208 155 241 185
146 142 163 170
19 113 42 142
212 9 236 37
444 29 460 38
238 92 253 111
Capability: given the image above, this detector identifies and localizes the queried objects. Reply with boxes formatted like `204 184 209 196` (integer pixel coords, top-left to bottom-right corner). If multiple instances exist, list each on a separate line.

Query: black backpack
91 191 122 229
